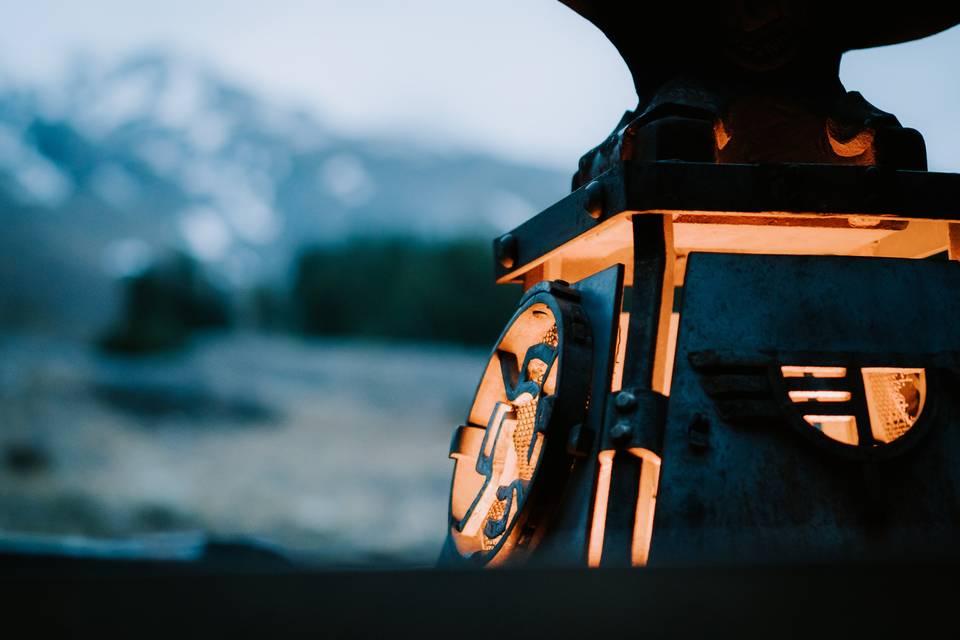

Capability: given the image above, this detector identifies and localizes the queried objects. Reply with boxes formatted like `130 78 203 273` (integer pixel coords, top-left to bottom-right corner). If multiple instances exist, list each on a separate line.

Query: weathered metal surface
440 281 592 566
603 388 667 451
559 2 960 180
535 265 624 565
650 253 960 565
459 2 960 571
596 216 670 566
441 268 624 566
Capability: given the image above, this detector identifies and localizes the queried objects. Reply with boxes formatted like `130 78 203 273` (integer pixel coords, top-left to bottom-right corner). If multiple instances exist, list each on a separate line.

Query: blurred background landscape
1 1 958 566
0 48 563 566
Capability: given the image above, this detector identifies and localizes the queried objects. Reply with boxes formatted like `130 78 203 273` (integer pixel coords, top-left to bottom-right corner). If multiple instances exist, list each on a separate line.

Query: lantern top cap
560 1 960 97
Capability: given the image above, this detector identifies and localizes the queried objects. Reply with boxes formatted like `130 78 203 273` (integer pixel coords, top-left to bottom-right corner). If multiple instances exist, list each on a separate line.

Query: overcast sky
1 0 958 171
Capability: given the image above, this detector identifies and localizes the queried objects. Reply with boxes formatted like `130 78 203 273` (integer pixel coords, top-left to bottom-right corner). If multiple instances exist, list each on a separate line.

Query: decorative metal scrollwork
446 281 592 565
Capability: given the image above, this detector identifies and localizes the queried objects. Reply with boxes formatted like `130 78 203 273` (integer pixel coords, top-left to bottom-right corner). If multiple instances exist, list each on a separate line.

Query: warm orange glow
497 206 952 288
651 218 676 396
862 368 925 443
826 123 875 163
714 119 731 151
949 223 960 260
500 218 951 292
459 403 518 539
450 302 558 562
788 390 852 402
660 312 680 396
587 450 615 568
785 366 927 446
803 415 859 445
610 312 629 392
612 281 679 396
449 426 488 523
628 448 661 567
781 365 847 378
587 448 661 568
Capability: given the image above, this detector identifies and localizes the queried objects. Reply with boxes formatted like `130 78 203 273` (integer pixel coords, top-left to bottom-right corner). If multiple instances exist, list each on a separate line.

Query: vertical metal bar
533 266 624 566
600 214 671 567
599 454 643 565
623 214 670 387
852 370 876 448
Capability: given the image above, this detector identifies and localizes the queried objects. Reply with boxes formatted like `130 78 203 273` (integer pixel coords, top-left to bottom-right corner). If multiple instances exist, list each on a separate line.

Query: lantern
441 2 960 568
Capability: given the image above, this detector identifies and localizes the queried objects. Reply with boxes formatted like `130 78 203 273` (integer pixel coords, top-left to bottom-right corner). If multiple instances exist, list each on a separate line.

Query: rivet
610 420 633 446
495 233 518 269
614 390 637 413
584 180 604 220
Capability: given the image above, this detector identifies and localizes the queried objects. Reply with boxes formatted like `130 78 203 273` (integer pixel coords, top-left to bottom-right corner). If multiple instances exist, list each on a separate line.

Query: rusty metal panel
651 253 960 565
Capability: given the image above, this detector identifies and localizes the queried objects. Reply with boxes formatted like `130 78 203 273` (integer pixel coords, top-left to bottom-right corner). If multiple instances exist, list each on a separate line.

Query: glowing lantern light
447 284 591 563
441 2 960 568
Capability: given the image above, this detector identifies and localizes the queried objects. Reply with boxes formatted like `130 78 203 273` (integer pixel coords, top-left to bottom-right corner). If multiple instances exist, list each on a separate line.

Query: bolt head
584 180 603 220
610 420 633 445
614 390 637 413
495 233 518 269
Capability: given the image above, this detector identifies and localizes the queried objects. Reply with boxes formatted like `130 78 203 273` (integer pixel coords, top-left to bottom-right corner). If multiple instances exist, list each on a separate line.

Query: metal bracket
602 387 667 452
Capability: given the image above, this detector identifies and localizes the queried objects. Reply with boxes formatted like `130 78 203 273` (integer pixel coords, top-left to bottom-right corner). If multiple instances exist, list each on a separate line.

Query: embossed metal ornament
446 282 591 565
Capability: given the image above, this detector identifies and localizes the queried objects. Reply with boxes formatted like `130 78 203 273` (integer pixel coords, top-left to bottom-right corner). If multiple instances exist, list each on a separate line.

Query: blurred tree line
99 238 520 354
292 238 519 345
99 253 232 353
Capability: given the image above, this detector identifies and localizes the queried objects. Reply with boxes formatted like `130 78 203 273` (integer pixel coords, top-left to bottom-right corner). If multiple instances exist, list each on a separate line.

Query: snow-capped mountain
0 52 568 333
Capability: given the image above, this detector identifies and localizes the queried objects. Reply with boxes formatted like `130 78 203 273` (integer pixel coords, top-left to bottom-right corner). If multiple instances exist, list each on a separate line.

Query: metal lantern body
441 1 960 568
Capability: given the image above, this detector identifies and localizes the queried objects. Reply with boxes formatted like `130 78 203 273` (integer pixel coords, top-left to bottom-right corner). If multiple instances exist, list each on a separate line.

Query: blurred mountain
0 52 568 335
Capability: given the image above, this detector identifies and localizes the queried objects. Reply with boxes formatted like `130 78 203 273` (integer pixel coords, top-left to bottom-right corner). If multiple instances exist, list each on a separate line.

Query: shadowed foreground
2 557 954 636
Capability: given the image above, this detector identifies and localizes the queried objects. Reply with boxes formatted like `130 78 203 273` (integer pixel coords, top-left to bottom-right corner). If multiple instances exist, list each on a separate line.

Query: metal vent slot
781 365 926 448
781 366 858 445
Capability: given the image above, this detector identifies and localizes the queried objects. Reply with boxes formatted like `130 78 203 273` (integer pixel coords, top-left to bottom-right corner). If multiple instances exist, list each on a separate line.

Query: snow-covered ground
0 332 485 566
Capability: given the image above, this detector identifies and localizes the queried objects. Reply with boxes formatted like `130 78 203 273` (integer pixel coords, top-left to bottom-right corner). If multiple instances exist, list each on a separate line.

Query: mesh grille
862 369 925 443
783 365 926 447
481 324 558 549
